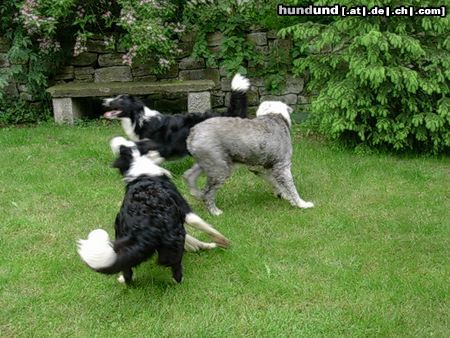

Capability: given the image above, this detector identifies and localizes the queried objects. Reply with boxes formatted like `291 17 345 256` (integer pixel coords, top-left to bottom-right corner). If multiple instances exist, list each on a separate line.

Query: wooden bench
46 80 215 124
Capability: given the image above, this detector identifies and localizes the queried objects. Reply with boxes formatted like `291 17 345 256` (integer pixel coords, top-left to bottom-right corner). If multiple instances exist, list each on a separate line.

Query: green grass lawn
0 121 449 337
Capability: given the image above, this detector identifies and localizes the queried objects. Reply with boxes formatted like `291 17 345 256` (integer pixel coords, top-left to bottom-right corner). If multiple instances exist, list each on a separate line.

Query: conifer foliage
280 0 449 153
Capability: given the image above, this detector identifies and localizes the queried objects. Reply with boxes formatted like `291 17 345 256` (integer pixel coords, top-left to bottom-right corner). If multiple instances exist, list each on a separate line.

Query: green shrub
184 0 302 92
280 0 450 154
0 1 187 103
0 97 51 125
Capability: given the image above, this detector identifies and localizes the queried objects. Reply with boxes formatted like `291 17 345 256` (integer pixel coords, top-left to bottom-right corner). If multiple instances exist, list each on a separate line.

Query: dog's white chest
121 118 139 141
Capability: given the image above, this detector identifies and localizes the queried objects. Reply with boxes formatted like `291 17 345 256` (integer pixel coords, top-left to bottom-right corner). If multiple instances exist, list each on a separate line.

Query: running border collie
77 137 230 285
102 74 250 161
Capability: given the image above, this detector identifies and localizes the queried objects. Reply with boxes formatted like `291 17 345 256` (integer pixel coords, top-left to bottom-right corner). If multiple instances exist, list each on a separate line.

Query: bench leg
52 98 83 124
188 92 211 113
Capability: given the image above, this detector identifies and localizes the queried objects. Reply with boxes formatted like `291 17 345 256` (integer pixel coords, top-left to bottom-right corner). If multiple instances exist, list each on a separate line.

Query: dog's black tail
77 229 156 275
224 73 250 118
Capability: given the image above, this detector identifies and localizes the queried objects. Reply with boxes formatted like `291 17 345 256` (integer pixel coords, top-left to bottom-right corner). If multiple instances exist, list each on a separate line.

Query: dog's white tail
77 229 117 270
231 73 250 92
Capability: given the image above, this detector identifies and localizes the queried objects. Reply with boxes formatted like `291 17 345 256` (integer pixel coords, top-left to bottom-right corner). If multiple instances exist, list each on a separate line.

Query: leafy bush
0 97 51 125
0 0 188 123
184 0 299 92
280 0 449 153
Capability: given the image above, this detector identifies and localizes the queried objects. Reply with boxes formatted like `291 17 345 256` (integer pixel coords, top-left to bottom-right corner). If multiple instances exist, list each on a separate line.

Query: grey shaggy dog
184 101 314 215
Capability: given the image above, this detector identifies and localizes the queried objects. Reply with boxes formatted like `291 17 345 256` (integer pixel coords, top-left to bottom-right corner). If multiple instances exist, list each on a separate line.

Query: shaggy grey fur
184 101 314 215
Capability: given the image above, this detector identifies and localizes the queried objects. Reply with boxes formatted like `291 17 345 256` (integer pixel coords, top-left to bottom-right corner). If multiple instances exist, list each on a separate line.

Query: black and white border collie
102 74 250 161
77 137 230 285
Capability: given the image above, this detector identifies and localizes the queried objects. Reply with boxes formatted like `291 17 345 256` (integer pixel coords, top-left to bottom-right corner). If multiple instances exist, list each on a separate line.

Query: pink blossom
122 45 138 66
73 36 87 57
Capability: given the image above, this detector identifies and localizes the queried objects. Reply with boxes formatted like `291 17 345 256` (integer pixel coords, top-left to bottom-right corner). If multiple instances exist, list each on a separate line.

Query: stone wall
1 31 309 117
0 37 19 98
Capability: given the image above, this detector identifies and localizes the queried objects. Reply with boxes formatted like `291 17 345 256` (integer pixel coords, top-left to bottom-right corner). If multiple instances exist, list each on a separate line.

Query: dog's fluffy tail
225 73 250 118
77 229 151 274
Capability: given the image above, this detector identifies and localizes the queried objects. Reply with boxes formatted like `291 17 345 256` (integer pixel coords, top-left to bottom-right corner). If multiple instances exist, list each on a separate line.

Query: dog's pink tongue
103 111 113 118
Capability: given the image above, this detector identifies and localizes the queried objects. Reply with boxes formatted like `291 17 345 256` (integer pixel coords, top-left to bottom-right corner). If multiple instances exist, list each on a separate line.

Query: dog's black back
112 175 187 272
134 111 219 159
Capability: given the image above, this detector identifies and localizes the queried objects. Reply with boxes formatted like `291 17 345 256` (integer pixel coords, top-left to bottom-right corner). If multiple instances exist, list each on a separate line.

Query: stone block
74 67 95 76
249 77 264 87
179 68 220 86
255 46 269 55
225 89 259 107
94 66 132 82
86 39 109 53
131 62 158 77
247 106 258 116
247 90 259 106
285 76 304 94
219 67 228 77
52 98 83 124
156 63 179 79
19 92 33 101
211 93 224 108
298 95 310 104
267 30 278 39
72 52 97 66
260 94 297 105
74 67 94 82
134 75 157 82
247 32 267 46
220 78 231 91
207 32 223 46
98 53 125 67
0 53 9 67
179 57 205 70
55 66 74 80
188 92 211 113
207 45 221 54
177 42 194 58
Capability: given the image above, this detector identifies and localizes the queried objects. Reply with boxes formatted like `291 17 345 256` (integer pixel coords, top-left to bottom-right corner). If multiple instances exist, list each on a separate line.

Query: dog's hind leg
171 263 183 283
183 164 203 199
184 234 217 252
185 213 230 248
117 269 133 284
203 176 228 216
270 165 314 209
261 170 283 198
202 161 232 216
158 244 184 283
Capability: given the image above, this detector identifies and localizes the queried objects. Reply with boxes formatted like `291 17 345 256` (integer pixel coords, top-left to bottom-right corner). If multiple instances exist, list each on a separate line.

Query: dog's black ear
111 146 133 175
126 96 145 111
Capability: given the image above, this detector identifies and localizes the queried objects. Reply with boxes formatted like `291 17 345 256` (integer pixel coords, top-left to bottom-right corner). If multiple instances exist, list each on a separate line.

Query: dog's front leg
183 164 203 199
271 165 314 209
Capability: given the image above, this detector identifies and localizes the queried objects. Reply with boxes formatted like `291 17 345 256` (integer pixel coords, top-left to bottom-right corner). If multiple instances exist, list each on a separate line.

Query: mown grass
0 121 448 337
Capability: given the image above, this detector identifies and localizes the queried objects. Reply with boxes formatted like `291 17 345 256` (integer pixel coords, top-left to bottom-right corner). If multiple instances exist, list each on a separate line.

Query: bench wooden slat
46 80 216 98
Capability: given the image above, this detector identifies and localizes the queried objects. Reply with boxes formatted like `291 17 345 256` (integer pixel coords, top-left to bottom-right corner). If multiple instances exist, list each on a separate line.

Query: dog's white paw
117 274 126 284
206 242 218 249
299 201 314 209
209 207 223 216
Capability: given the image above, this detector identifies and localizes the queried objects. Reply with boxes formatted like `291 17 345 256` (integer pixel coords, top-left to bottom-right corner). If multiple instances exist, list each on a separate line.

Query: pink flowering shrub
0 0 185 99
